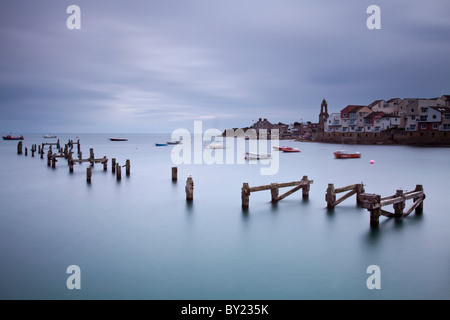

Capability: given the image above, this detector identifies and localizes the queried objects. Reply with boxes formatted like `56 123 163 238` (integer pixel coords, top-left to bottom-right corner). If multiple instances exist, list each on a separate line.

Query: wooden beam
277 184 303 201
403 196 424 217
334 184 359 193
333 189 357 207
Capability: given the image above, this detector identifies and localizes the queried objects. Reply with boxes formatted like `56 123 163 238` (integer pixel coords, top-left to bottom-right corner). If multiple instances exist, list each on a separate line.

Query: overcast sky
1 0 449 133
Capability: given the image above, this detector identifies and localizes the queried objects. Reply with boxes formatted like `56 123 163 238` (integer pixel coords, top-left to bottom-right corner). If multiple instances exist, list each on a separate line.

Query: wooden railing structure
360 185 425 226
241 176 313 210
325 183 365 209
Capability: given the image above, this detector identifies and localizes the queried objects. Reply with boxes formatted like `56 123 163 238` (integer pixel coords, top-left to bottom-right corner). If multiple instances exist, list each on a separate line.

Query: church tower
318 98 329 132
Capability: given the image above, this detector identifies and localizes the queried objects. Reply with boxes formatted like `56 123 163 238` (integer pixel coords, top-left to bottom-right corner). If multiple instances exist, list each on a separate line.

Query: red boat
2 135 24 140
273 146 300 152
333 150 361 159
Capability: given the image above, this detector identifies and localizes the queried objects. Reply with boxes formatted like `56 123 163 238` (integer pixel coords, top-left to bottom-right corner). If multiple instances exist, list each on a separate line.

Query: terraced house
325 95 450 133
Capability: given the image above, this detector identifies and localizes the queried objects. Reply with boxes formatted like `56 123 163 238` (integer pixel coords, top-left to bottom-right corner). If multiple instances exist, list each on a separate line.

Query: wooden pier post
356 183 365 204
116 163 121 181
185 175 194 202
301 175 310 199
393 189 405 217
326 183 336 209
56 139 60 150
370 208 381 227
414 185 424 212
86 167 92 183
17 141 23 155
51 154 57 168
172 167 178 181
31 144 35 157
77 139 80 155
47 150 52 166
25 147 28 156
89 148 94 167
112 158 116 174
103 156 108 171
125 159 130 176
241 183 250 210
68 153 74 173
271 183 279 203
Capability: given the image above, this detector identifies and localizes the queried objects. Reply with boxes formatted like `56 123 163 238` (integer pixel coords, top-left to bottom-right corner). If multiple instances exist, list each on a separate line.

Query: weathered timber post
78 151 82 160
356 183 365 204
112 158 116 174
360 193 382 227
271 183 279 203
125 159 130 176
301 175 310 199
86 167 92 183
241 183 250 210
31 144 35 157
414 185 424 212
47 150 52 166
172 167 178 181
40 147 44 159
56 139 60 150
64 144 68 157
103 156 108 171
17 141 23 155
326 183 336 209
185 175 194 202
25 147 28 156
51 154 57 168
76 139 80 155
116 163 121 181
89 148 94 167
393 189 405 217
370 208 381 227
68 153 74 173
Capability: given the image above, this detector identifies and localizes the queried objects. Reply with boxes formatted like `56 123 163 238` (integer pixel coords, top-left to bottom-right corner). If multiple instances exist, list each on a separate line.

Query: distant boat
3 135 24 140
43 134 57 138
110 137 128 141
155 143 168 146
208 142 225 149
245 152 272 160
333 150 361 159
166 140 181 145
281 147 300 153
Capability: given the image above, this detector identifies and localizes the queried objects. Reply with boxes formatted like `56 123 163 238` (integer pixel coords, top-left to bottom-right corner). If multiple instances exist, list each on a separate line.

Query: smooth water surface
0 133 449 299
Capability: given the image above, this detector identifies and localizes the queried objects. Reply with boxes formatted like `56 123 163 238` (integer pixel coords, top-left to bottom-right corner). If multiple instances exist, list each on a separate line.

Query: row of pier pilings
16 140 130 183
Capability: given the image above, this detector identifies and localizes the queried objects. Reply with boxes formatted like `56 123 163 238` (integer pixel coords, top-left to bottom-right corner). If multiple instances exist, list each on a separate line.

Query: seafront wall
313 129 450 146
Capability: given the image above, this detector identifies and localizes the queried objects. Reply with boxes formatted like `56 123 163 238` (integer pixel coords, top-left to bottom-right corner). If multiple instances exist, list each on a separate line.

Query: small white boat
110 137 128 141
167 140 182 145
245 152 272 160
43 134 57 138
208 142 225 149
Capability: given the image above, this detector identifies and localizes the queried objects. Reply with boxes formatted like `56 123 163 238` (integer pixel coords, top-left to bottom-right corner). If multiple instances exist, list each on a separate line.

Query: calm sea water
0 133 449 300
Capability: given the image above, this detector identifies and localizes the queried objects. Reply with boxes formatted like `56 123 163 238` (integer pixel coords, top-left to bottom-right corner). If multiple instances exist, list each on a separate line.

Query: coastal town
225 94 450 145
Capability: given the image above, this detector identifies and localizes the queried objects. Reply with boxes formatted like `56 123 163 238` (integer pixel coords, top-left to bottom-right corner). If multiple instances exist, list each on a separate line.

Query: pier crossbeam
242 176 313 210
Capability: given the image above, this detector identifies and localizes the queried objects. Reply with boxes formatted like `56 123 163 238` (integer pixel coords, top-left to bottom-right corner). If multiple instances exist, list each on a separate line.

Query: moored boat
110 137 128 141
155 143 168 146
43 134 57 138
281 147 300 153
167 140 181 145
333 150 361 159
208 142 225 149
3 135 24 140
245 152 272 160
